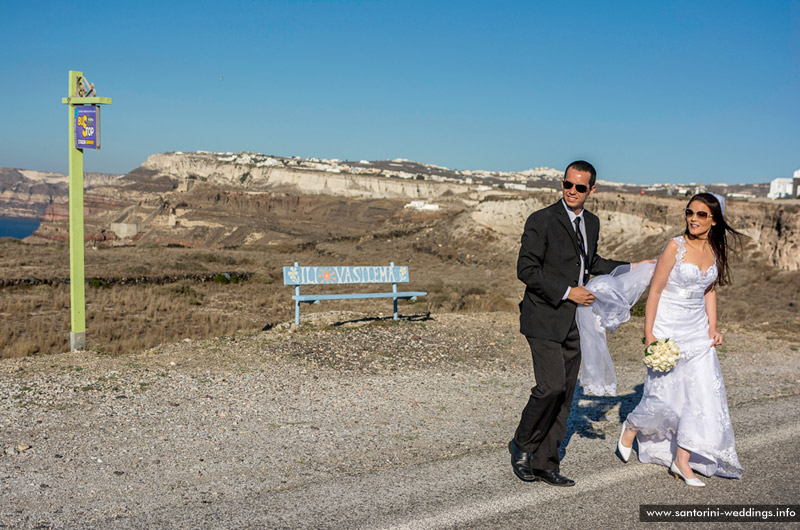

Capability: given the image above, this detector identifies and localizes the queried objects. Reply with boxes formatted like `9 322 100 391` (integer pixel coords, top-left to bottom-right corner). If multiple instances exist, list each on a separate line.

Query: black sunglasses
685 208 712 220
562 180 589 193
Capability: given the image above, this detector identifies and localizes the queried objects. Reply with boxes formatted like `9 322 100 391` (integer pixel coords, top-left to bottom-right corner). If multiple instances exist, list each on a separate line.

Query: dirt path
1 312 798 528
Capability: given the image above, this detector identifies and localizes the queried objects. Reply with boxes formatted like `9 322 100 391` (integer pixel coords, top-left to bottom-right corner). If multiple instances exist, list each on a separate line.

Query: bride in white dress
617 193 744 486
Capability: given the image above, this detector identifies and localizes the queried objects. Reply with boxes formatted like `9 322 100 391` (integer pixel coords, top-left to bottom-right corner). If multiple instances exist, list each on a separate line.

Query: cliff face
595 194 800 271
732 202 800 271
0 168 123 218
139 152 467 199
3 152 798 271
0 168 66 218
467 192 800 271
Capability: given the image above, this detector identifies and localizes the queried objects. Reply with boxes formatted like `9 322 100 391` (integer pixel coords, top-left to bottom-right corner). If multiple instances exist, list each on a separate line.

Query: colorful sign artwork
283 265 410 285
74 106 100 149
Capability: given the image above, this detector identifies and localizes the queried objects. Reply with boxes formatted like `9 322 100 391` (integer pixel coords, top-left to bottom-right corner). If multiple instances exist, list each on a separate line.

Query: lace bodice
666 236 717 293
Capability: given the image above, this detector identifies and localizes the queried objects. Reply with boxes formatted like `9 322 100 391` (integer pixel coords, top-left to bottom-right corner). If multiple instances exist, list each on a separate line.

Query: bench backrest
283 264 410 286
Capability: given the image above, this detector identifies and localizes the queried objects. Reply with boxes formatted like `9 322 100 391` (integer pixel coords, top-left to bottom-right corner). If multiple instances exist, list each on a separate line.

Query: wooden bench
282 262 427 325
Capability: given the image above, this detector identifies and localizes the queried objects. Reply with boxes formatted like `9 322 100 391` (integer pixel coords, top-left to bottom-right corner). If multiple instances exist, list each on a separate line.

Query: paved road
103 393 800 529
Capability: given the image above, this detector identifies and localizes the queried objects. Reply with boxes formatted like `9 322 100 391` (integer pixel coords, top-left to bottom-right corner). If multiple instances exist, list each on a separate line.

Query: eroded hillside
1 152 798 357
14 151 798 271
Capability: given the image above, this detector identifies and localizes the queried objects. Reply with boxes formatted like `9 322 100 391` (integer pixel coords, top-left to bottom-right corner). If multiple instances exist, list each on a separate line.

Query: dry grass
421 279 516 313
0 282 266 358
718 256 800 340
1 225 797 359
0 237 514 358
0 284 70 357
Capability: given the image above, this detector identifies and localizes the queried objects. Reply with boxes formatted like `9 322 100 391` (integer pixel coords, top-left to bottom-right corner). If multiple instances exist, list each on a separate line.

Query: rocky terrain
1 152 799 527
0 149 776 229
0 151 795 267
0 168 122 218
0 150 798 358
1 311 798 528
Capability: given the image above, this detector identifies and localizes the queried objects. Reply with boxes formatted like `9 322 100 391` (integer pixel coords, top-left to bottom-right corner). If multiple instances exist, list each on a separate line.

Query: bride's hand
709 329 723 346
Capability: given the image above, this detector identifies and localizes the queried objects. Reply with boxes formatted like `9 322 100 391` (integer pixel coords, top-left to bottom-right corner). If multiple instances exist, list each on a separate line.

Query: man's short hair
564 160 597 188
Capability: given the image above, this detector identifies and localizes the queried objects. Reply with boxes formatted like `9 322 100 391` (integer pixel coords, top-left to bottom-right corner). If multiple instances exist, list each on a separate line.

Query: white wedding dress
624 236 744 478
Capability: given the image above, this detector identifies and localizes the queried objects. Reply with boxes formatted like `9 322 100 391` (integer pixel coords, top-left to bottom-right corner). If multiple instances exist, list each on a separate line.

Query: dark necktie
574 217 586 256
574 217 589 284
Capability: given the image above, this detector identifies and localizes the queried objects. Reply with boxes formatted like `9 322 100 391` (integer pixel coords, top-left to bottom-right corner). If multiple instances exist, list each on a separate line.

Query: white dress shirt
562 199 587 300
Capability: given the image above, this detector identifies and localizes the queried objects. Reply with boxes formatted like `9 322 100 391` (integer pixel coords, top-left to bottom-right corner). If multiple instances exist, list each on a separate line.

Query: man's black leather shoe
508 439 536 482
531 469 575 487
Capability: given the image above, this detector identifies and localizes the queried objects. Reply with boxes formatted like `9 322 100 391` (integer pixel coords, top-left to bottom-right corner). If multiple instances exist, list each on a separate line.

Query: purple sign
74 106 100 149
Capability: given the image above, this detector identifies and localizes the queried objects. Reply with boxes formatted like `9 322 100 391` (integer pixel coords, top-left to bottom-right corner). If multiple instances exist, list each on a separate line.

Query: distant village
186 150 798 201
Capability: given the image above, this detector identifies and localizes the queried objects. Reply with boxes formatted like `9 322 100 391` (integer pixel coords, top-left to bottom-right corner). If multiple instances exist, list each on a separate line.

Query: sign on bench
283 262 427 325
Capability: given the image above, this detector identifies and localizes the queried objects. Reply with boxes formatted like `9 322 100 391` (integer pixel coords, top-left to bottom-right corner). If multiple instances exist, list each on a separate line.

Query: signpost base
70 332 86 352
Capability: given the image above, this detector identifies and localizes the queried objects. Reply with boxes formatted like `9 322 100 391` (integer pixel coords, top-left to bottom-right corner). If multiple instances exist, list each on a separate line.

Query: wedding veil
576 262 656 396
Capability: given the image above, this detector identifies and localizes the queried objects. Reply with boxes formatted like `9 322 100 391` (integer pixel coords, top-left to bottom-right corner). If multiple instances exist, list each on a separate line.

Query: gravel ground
1 312 799 529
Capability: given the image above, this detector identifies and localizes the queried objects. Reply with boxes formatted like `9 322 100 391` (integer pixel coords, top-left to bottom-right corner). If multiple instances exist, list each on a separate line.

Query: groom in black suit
509 160 630 486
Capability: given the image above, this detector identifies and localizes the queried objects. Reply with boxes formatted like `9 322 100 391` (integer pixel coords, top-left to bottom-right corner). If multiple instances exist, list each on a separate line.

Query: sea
0 216 41 239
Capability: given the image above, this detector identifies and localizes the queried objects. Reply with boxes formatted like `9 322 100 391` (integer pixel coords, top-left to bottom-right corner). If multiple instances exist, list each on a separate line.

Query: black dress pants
513 318 581 471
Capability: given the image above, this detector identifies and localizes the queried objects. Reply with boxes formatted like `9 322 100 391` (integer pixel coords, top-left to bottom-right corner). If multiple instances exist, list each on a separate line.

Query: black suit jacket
517 200 627 342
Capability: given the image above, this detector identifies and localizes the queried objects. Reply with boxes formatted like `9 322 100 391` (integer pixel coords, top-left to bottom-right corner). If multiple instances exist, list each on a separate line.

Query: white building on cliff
767 169 800 199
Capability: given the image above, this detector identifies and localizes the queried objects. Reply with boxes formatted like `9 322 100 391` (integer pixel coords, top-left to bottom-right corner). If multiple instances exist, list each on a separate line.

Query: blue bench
282 262 427 325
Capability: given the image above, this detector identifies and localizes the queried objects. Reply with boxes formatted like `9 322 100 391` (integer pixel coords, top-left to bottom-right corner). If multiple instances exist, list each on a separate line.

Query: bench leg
392 274 398 320
295 285 301 326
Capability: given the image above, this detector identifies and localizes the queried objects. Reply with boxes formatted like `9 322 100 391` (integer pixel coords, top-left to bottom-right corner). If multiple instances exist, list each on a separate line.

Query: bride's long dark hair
684 192 742 286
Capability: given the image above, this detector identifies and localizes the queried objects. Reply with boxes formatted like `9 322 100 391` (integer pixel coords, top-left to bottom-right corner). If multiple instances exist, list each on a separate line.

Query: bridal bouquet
643 338 681 372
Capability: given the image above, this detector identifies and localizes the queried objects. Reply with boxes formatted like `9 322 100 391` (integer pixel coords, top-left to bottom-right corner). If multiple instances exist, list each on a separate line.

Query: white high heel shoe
617 422 632 463
670 462 706 487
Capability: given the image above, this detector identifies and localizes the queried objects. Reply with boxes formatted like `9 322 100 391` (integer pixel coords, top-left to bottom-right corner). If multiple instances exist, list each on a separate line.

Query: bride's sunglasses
685 208 712 220
562 180 589 193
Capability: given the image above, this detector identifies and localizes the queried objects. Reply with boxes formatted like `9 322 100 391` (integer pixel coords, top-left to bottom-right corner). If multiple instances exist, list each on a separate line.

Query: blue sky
1 0 798 184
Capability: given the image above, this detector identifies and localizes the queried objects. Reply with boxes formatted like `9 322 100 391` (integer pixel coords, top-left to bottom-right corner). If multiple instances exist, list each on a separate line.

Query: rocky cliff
0 168 123 218
465 192 800 271
3 152 797 271
139 152 468 199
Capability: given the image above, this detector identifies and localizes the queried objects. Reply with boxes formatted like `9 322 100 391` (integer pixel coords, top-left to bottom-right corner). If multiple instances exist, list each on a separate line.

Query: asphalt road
101 393 800 529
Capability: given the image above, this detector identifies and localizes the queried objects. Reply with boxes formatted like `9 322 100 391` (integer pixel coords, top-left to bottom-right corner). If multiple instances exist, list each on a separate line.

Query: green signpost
62 71 112 351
